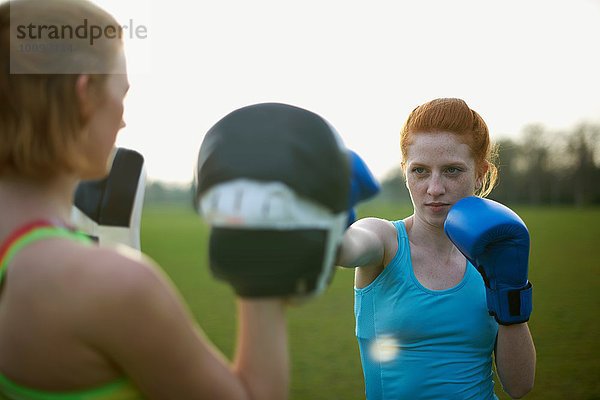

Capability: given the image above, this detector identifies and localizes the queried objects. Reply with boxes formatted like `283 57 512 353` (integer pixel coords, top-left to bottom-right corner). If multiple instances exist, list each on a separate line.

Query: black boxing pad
195 103 351 299
71 147 146 249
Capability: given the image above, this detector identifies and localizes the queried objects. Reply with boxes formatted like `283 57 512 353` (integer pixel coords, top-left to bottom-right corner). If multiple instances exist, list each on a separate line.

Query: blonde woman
0 1 289 398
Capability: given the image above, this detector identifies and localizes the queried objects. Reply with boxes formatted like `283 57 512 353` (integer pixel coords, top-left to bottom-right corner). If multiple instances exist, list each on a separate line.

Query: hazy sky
95 0 600 184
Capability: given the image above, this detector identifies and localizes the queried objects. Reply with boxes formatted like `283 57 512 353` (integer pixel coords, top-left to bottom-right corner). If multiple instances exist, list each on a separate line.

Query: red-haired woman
338 98 536 399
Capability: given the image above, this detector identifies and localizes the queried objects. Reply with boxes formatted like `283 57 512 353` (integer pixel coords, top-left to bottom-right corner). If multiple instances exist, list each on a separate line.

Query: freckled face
405 131 480 228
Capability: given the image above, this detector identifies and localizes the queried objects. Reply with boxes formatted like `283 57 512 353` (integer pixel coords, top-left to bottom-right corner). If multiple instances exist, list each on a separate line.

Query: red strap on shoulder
0 220 56 267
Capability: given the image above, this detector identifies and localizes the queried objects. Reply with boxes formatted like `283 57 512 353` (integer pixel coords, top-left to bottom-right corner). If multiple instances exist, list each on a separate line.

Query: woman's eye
412 167 426 174
445 167 460 174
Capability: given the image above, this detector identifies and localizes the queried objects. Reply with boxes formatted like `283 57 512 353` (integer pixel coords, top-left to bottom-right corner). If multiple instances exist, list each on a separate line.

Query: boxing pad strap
199 179 345 230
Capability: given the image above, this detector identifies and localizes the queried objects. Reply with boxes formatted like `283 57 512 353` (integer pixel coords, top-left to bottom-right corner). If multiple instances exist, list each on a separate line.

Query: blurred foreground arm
84 249 288 399
234 299 289 400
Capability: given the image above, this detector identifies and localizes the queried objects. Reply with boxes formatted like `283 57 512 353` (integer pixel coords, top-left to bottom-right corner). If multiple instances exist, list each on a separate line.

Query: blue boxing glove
444 196 533 325
347 150 380 226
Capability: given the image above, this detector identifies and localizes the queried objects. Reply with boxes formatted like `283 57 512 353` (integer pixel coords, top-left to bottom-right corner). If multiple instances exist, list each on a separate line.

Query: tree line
380 122 600 206
144 122 600 207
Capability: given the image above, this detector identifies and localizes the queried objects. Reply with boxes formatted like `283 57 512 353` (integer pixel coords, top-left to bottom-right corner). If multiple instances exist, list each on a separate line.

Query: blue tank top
354 220 499 399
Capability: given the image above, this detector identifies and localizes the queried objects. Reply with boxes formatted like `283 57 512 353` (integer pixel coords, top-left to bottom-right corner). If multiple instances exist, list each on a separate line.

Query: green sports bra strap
0 223 92 283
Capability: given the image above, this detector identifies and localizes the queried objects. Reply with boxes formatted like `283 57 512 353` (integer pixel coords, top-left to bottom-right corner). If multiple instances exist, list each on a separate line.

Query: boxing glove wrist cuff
487 282 533 325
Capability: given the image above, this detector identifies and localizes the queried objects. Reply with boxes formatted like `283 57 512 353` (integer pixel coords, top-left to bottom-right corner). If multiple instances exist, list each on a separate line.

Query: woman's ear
76 74 93 120
476 162 490 191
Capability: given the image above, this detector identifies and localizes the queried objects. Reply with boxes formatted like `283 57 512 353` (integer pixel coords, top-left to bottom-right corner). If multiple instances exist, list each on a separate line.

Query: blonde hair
0 0 123 181
400 98 499 197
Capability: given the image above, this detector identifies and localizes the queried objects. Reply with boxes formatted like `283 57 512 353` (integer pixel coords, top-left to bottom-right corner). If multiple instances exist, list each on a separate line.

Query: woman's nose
427 173 445 196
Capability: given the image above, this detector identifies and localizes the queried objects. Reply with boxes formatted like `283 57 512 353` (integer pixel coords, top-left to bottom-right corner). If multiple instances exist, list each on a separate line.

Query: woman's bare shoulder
65 242 169 301
353 217 397 238
12 238 169 310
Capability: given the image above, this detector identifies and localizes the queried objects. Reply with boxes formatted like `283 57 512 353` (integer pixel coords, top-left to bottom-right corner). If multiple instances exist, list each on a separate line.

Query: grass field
141 202 600 400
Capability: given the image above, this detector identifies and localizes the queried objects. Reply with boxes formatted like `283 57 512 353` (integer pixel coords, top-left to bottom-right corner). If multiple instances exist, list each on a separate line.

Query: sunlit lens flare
369 336 400 363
